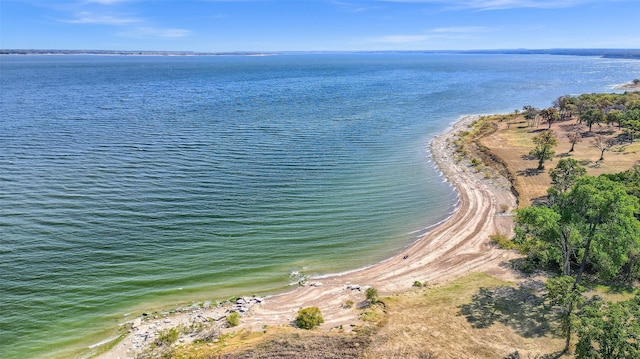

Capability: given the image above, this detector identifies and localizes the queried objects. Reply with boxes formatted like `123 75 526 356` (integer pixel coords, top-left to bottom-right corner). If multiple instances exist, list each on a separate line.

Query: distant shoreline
614 79 640 91
2 48 640 59
0 49 262 56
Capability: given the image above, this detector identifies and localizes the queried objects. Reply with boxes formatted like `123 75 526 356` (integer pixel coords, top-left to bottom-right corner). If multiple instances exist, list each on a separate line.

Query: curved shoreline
98 114 519 358
613 79 640 91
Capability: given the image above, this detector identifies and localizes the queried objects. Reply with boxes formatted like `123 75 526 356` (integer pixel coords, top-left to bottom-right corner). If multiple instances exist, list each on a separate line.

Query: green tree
576 296 640 359
517 174 640 355
603 165 640 212
621 109 640 142
580 108 605 132
516 160 585 277
567 176 640 284
545 276 585 352
295 307 324 330
515 205 580 276
517 174 640 282
540 107 561 129
590 167 640 281
549 158 587 195
605 108 624 128
554 95 574 121
529 130 558 170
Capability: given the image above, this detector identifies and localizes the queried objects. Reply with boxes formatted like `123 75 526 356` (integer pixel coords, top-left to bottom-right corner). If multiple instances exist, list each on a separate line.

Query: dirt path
99 115 519 358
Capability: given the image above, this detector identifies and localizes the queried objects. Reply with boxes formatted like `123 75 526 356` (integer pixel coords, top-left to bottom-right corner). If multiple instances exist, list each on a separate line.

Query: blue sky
1 0 639 51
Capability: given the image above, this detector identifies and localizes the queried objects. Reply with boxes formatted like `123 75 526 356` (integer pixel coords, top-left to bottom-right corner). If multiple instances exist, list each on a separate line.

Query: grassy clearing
167 273 572 359
363 273 568 359
584 281 639 303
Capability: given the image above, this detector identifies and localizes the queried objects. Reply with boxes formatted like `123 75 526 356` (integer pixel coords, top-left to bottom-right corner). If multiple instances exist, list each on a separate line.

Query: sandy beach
614 79 640 91
98 114 519 358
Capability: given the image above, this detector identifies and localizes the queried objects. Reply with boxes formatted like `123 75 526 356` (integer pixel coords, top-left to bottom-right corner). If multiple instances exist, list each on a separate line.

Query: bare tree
591 135 616 161
522 105 539 128
566 124 583 153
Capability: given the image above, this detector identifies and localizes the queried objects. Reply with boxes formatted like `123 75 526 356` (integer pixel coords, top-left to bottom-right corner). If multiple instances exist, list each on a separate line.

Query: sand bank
98 114 519 358
614 79 640 91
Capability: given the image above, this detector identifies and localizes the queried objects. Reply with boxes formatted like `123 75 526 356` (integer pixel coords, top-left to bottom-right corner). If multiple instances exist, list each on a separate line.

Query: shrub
226 311 240 327
342 300 355 309
193 325 220 343
295 306 324 330
490 233 516 249
154 327 179 347
413 281 422 287
365 287 379 304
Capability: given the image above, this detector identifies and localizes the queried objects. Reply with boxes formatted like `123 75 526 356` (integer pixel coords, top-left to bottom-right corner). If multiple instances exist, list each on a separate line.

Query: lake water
1 53 638 358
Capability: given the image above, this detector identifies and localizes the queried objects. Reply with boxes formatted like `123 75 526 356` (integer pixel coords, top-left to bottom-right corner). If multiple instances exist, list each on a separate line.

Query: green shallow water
0 53 638 358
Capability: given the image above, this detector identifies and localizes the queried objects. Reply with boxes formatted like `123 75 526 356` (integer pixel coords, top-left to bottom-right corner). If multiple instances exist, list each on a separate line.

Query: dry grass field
478 114 640 207
167 273 573 359
362 273 570 359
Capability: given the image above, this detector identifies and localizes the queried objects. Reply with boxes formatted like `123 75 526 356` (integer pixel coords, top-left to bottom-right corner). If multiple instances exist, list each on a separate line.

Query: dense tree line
523 92 640 150
515 160 640 282
496 92 640 355
513 159 640 353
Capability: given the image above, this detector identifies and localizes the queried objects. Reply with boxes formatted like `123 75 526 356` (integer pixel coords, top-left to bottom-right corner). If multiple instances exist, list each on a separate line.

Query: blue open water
1 53 638 358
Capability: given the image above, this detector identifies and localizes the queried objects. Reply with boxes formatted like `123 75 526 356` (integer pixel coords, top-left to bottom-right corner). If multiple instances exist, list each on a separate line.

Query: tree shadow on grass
517 168 544 177
503 349 565 359
458 280 555 338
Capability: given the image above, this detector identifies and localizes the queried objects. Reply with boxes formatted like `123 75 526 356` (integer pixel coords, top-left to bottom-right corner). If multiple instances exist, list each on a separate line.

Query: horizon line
2 48 640 60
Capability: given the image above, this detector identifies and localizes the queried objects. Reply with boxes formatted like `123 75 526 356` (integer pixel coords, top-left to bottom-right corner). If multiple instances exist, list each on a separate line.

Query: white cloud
377 0 594 10
462 0 592 10
83 0 131 4
331 0 384 12
370 25 491 46
64 12 139 24
56 2 192 40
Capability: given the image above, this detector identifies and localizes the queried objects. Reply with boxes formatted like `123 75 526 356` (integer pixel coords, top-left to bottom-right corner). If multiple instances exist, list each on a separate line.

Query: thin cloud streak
369 25 490 47
431 26 492 33
377 0 595 10
63 12 139 25
83 0 132 4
